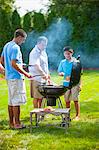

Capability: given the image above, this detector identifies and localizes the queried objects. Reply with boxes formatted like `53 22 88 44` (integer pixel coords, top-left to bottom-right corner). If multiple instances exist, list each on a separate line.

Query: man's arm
0 56 5 75
34 64 49 80
11 60 32 78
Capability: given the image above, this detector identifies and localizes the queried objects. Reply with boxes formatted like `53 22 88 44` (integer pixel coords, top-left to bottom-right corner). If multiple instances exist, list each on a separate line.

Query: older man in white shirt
29 36 50 108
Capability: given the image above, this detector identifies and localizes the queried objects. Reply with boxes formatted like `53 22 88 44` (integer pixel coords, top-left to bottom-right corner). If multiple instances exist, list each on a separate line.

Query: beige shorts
30 80 43 99
7 79 26 106
64 84 80 102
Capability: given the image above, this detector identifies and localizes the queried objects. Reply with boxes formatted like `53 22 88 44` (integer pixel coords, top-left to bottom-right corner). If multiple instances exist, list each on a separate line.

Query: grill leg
30 112 33 132
41 98 46 108
58 97 63 108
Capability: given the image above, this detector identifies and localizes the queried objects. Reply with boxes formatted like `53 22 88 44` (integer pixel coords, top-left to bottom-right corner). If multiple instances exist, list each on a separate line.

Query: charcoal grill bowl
38 85 68 106
38 85 68 97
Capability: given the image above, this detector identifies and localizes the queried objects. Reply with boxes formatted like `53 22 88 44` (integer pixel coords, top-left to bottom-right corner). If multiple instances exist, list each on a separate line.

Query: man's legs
33 98 38 108
31 80 43 108
33 98 42 108
13 106 20 125
8 79 26 128
38 99 42 108
8 105 21 127
8 105 14 127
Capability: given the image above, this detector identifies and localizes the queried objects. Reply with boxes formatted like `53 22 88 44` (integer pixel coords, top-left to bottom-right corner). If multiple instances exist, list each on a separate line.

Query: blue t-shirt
58 59 73 86
1 41 24 80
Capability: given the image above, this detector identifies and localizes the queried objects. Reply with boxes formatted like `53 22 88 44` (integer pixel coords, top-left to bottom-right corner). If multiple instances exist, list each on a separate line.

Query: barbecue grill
38 55 82 107
38 85 68 107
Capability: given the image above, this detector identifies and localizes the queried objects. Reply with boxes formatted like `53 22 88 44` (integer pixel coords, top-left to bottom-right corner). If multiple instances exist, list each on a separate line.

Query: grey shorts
7 79 26 106
64 84 80 102
30 80 43 99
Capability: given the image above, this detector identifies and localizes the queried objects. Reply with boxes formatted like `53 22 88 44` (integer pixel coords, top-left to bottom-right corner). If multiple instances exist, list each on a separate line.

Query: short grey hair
37 36 48 44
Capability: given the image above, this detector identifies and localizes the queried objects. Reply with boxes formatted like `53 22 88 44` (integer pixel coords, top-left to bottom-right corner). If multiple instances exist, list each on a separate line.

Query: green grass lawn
0 71 99 150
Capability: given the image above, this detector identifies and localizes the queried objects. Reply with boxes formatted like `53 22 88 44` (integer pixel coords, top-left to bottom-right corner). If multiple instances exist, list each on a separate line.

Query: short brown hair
14 29 27 38
63 46 74 53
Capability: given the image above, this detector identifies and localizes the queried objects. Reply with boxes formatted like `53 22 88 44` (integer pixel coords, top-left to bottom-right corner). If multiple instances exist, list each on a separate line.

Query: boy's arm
58 61 64 76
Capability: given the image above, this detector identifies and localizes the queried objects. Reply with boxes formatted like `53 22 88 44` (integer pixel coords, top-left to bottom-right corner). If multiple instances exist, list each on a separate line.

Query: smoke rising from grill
22 18 99 69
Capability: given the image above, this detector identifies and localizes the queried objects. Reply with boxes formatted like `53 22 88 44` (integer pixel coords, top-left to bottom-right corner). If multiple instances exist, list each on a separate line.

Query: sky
14 0 50 16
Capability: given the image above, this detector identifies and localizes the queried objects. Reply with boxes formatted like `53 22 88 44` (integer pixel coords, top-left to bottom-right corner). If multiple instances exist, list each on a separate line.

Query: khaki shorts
30 80 43 99
64 84 80 102
7 79 26 106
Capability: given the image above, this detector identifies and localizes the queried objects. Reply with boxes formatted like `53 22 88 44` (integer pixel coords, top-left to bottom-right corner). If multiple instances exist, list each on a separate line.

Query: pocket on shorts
18 80 26 104
18 80 26 94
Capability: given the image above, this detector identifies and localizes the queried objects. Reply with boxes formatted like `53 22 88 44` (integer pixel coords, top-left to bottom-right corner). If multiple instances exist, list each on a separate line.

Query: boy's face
64 51 73 60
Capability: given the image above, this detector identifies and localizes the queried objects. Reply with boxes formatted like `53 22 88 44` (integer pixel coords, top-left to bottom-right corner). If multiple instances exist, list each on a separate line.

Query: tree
0 0 14 13
0 8 12 54
23 12 33 32
11 9 21 33
33 12 46 32
0 0 14 54
48 0 99 54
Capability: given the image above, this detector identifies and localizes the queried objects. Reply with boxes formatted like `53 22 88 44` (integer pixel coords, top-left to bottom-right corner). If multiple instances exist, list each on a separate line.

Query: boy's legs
66 101 70 108
74 101 80 118
64 89 71 108
71 84 80 120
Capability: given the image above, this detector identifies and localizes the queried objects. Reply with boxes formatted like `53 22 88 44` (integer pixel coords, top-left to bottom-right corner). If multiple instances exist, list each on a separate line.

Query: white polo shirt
29 45 49 83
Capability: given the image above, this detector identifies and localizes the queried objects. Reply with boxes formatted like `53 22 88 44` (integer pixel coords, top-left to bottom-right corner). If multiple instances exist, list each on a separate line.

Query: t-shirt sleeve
29 51 40 66
10 46 20 61
1 50 4 57
58 61 63 73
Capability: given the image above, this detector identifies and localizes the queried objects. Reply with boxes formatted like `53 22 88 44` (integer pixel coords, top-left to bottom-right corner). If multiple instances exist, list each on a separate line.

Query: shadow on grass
0 116 98 141
16 116 99 140
0 119 9 130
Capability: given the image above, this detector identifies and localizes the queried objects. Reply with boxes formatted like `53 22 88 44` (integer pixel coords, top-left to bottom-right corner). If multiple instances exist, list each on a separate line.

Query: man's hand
25 72 33 78
43 74 49 80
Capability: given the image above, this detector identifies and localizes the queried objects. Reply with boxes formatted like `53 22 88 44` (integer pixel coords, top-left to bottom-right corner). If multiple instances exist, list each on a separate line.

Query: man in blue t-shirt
58 46 81 120
0 29 32 129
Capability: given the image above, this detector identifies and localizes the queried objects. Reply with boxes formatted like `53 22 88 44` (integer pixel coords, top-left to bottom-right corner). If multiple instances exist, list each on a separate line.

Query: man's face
64 51 73 60
17 36 26 45
38 41 47 51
